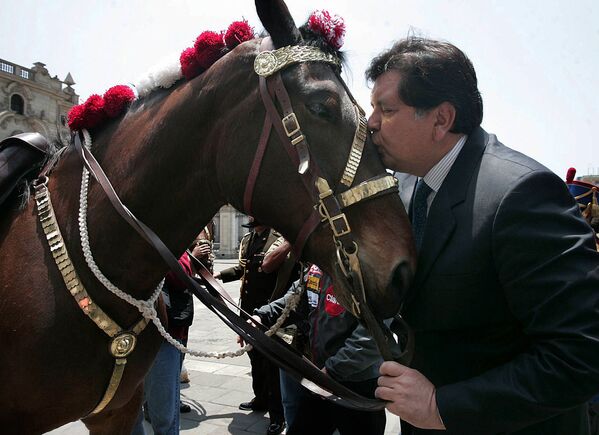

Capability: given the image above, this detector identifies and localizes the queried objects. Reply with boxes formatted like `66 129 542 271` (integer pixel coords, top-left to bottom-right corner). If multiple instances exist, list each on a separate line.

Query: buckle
330 213 351 237
282 113 301 137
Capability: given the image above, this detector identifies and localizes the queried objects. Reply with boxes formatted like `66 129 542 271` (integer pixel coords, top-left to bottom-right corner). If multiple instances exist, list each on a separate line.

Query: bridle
244 38 412 361
25 38 411 415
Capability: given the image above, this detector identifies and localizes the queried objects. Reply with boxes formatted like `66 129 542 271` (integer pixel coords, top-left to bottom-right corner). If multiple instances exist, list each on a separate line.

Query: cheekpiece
254 45 340 77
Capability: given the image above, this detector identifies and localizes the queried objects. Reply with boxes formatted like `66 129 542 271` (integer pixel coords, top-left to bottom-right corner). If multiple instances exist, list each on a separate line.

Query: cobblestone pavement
47 260 400 434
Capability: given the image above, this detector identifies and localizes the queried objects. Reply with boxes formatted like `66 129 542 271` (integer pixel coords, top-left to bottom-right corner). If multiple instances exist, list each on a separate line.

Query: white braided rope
77 129 301 358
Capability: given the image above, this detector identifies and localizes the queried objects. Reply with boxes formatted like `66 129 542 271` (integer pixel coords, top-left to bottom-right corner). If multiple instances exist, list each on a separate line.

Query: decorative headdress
307 10 346 50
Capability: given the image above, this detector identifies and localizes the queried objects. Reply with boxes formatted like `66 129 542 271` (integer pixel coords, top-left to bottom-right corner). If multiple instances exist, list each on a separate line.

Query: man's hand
236 334 245 347
213 272 221 280
192 243 211 259
376 361 446 430
249 314 262 326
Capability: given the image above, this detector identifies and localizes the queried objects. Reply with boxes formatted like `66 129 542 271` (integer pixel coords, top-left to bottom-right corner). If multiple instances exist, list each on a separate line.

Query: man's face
368 70 437 176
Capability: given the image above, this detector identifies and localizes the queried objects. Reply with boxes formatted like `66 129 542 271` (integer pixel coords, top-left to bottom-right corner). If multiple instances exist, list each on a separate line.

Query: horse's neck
51 45 259 298
56 95 223 297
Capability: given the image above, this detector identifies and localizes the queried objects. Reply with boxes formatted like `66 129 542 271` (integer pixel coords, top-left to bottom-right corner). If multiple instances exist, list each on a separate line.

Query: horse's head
206 0 415 320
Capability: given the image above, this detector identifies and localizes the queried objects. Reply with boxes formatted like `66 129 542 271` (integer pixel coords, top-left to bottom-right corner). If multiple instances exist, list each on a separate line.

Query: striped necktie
411 178 433 251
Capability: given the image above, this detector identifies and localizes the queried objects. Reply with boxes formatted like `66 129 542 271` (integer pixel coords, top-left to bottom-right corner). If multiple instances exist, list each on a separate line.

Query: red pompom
308 10 346 50
194 31 226 69
103 85 135 118
180 47 204 80
566 167 577 184
67 104 86 131
224 20 254 49
81 94 106 129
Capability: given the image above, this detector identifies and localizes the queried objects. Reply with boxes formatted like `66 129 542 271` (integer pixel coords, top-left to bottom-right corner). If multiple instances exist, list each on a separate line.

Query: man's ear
433 102 456 141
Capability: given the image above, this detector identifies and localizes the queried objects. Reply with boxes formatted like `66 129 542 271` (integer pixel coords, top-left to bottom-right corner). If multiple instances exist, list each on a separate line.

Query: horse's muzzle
373 259 413 319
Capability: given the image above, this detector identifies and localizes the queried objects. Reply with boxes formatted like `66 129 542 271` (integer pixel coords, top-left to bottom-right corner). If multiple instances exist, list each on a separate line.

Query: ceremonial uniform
220 227 286 432
220 228 283 312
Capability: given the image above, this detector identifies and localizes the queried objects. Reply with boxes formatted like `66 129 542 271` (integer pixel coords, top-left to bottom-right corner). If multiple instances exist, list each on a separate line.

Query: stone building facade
212 205 250 258
0 59 78 142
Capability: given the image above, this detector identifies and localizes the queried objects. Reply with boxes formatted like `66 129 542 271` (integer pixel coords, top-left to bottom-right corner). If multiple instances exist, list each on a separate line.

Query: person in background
214 218 291 435
180 224 215 386
253 264 399 435
367 36 599 434
132 230 212 435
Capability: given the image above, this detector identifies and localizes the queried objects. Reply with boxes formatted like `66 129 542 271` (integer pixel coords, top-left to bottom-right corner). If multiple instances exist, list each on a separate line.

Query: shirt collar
422 135 468 193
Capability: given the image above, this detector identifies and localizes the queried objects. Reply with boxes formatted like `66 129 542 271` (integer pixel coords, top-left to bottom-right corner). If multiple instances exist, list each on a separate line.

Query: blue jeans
279 369 307 427
132 340 182 435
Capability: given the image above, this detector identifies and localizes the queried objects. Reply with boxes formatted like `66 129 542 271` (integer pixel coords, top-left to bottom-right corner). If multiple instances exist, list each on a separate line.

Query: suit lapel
411 128 488 289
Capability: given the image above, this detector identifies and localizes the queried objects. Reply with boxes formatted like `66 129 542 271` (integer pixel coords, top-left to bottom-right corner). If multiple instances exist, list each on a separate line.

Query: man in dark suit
366 37 599 434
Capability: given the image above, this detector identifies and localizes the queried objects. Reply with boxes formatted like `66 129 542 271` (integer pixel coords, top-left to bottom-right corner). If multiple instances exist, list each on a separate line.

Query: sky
1 0 598 178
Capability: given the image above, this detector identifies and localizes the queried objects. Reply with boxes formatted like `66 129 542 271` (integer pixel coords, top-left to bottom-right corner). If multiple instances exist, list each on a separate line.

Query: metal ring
335 244 351 278
33 175 49 188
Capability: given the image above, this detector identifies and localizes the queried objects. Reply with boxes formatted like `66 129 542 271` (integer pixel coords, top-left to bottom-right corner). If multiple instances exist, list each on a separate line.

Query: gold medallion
110 332 137 358
254 51 278 76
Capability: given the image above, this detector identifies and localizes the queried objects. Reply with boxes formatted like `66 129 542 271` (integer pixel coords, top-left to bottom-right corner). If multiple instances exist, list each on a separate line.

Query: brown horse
0 1 414 433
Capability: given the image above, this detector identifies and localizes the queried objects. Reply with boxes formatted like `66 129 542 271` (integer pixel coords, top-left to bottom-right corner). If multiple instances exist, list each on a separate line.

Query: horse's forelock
298 25 345 64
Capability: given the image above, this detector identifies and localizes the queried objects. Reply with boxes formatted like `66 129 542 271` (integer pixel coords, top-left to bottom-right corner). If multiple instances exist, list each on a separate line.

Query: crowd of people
132 36 599 435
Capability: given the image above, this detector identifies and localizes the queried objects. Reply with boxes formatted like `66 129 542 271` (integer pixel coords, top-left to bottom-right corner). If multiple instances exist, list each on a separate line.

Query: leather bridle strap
243 114 273 214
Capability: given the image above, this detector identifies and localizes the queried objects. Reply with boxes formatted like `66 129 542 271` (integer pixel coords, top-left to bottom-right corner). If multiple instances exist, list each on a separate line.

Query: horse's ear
255 0 302 47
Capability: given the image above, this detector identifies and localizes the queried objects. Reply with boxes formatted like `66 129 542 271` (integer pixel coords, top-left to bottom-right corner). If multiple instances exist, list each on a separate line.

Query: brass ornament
254 45 340 77
338 175 399 209
110 332 137 358
340 106 368 187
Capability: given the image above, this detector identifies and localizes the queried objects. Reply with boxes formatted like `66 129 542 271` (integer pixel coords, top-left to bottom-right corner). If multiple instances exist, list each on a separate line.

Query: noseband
244 38 411 362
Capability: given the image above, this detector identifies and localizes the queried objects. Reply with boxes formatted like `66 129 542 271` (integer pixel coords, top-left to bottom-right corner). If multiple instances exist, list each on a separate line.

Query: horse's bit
244 38 412 362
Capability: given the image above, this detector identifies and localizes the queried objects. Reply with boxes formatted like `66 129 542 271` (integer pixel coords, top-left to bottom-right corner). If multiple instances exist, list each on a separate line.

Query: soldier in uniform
215 218 290 435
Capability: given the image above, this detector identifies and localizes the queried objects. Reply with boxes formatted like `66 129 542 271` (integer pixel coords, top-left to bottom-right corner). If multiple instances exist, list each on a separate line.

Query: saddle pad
0 132 50 207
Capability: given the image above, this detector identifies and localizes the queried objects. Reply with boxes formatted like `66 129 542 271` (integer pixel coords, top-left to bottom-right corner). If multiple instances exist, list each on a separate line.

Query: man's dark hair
366 37 483 134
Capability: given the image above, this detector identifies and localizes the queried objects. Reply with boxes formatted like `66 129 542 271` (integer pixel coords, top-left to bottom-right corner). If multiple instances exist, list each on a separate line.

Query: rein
64 131 388 411
245 38 412 363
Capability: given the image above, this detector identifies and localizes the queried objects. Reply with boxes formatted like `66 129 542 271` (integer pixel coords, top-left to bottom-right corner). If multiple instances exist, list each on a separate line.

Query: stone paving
47 260 400 434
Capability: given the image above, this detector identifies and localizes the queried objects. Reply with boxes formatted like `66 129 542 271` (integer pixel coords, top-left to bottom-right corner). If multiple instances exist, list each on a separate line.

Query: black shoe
180 403 191 413
239 398 267 412
266 421 286 435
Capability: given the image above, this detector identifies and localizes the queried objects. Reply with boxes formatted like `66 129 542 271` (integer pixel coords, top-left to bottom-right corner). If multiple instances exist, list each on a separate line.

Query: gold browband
34 179 149 416
254 45 340 77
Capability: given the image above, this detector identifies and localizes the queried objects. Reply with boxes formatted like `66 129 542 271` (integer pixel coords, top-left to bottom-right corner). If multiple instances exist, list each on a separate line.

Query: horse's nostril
392 260 412 304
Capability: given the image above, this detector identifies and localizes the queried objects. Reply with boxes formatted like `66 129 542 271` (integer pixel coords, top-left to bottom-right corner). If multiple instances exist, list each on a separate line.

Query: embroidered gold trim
254 45 340 77
34 180 149 415
338 175 398 209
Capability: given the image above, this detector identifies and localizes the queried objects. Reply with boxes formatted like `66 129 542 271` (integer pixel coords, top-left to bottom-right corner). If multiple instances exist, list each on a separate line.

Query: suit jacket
402 127 599 435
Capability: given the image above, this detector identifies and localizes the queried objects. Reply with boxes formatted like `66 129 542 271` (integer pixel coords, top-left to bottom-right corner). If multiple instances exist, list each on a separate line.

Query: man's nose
367 111 380 132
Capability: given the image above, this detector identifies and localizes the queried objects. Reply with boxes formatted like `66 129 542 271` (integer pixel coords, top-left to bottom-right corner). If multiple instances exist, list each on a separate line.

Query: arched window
10 94 24 115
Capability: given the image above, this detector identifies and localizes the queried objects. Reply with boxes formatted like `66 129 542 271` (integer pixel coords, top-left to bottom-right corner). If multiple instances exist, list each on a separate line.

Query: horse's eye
306 103 332 120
